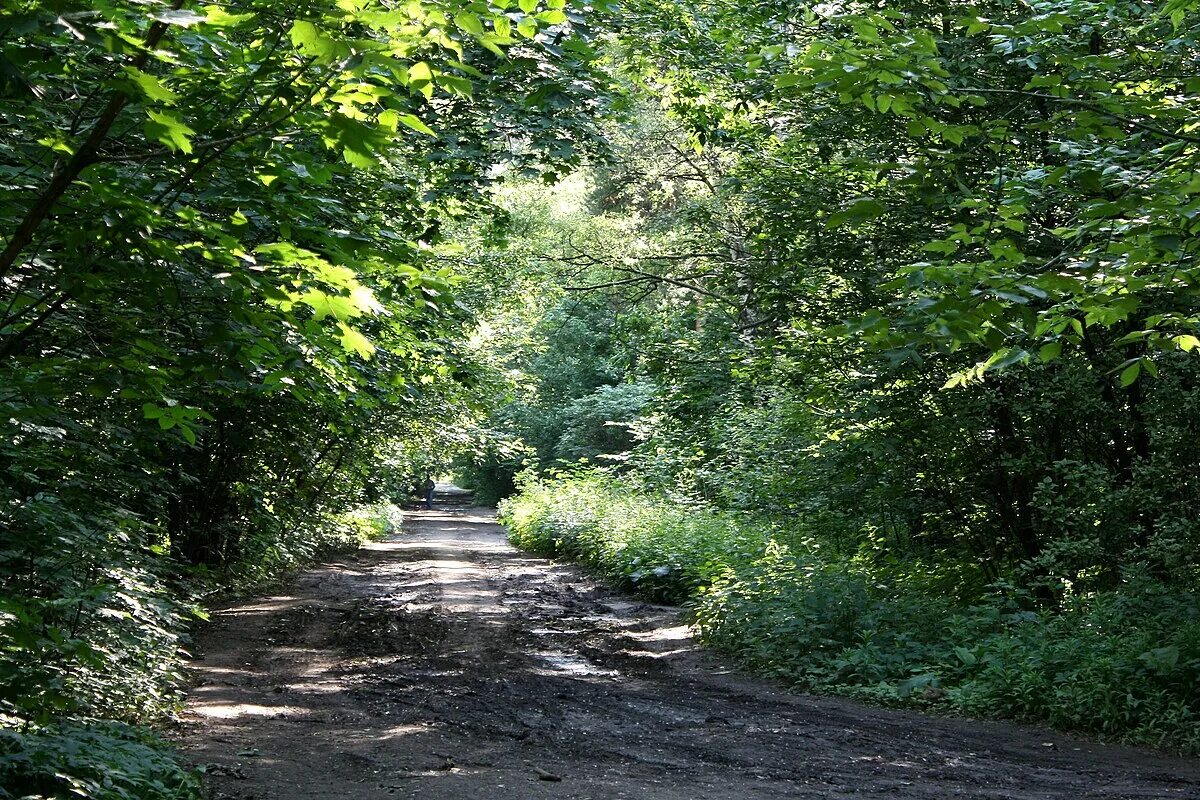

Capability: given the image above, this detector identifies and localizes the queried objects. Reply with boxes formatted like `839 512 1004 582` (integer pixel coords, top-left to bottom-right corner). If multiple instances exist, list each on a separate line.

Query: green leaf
455 11 485 35
299 290 360 321
1139 646 1180 673
1038 342 1062 362
984 347 1029 372
122 67 178 105
343 144 375 169
202 5 255 27
437 75 473 97
1119 361 1141 387
922 240 958 255
289 20 340 61
1175 334 1200 352
477 35 508 57
408 61 434 98
827 197 886 229
144 110 195 153
201 5 255 26
395 113 436 137
337 322 376 359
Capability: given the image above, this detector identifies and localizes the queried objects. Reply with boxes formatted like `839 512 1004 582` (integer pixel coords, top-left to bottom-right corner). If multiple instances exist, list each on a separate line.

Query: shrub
502 473 765 602
0 721 200 800
225 503 400 588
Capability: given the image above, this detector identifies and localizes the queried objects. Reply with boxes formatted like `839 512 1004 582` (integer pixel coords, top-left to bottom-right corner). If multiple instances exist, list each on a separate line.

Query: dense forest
3 0 1200 796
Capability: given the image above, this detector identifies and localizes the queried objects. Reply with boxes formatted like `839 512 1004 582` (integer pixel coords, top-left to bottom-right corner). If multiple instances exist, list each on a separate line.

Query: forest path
181 488 1200 799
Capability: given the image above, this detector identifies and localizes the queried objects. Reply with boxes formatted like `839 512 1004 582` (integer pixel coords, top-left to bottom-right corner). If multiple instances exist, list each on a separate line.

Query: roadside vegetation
502 476 1200 752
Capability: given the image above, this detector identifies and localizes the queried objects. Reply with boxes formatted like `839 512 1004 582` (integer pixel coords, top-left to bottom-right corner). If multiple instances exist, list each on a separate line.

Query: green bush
225 503 401 588
0 721 200 800
454 451 521 507
502 473 766 602
500 473 1200 753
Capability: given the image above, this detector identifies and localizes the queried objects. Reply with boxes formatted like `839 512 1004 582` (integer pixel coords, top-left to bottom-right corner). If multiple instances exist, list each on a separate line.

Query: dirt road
182 490 1200 799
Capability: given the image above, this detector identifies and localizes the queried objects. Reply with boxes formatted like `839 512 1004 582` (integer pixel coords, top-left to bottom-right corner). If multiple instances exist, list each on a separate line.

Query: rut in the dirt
182 489 1200 800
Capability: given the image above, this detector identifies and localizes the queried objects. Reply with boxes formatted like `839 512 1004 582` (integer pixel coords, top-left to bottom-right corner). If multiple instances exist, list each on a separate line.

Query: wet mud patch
334 599 449 657
576 639 674 676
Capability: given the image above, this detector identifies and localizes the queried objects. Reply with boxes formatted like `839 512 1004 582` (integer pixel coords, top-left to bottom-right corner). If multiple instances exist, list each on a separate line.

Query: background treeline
464 0 1200 751
0 1 609 796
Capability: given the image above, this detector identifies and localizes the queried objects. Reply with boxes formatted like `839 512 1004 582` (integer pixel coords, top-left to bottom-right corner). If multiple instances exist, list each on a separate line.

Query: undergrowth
500 474 1200 754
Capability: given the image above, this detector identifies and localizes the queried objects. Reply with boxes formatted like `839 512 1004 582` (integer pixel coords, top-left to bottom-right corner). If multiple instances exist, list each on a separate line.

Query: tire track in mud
181 490 1200 799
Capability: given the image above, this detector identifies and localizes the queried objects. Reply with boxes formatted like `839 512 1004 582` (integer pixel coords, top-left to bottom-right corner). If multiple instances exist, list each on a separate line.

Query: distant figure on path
421 476 435 510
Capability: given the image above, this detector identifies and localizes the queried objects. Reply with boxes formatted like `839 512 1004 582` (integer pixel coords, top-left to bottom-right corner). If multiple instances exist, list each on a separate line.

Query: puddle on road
529 627 585 636
534 651 619 678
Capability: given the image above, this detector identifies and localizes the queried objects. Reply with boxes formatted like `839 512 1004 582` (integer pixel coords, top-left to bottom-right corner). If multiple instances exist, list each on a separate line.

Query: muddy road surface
182 489 1200 799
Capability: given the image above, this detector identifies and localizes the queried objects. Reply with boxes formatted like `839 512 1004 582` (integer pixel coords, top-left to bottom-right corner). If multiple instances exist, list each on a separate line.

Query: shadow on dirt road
182 488 1200 799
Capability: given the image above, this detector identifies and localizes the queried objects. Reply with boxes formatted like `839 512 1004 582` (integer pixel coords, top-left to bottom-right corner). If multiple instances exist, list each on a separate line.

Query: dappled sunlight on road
191 701 312 720
182 492 1200 800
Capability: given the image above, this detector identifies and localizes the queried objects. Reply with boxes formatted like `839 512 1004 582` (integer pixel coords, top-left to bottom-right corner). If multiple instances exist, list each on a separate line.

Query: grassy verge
499 474 1200 754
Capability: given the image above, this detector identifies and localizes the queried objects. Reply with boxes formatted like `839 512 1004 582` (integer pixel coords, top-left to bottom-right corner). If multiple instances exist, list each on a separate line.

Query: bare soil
181 489 1200 799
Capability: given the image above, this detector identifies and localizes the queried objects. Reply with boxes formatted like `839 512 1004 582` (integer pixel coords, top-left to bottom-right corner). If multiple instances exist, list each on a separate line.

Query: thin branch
957 87 1200 146
0 3 183 283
